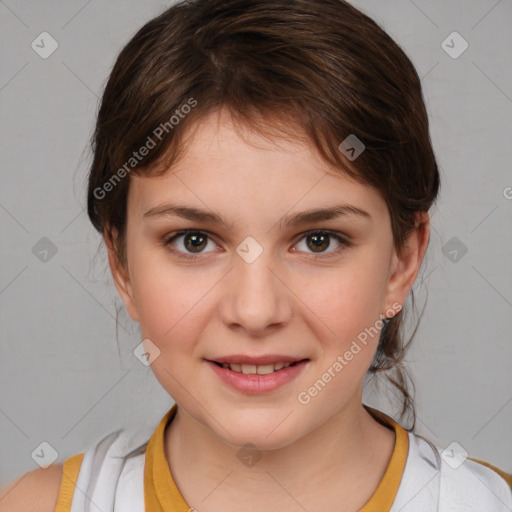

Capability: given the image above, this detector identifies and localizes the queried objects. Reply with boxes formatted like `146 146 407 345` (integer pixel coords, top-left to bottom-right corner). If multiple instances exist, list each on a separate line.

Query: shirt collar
144 403 409 511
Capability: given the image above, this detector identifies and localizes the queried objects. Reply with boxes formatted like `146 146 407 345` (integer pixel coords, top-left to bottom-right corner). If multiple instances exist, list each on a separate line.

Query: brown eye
306 232 330 253
293 230 349 256
183 232 207 252
164 230 217 259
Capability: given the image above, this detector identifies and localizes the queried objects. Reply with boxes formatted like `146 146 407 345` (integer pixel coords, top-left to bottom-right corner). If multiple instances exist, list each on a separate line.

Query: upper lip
207 355 309 365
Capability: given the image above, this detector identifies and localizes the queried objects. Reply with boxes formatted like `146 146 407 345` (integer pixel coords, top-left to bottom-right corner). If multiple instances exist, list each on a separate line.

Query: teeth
241 364 257 374
220 361 295 374
256 364 275 375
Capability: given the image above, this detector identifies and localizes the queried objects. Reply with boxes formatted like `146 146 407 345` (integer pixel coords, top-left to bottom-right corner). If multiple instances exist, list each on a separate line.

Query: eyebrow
143 202 371 228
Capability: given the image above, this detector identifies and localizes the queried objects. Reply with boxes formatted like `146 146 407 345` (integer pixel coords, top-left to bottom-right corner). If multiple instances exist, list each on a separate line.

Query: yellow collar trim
145 404 189 512
360 405 409 511
144 404 409 512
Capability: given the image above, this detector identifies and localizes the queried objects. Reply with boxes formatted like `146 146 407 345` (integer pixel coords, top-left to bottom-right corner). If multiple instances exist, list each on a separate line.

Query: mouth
205 357 310 394
209 360 308 375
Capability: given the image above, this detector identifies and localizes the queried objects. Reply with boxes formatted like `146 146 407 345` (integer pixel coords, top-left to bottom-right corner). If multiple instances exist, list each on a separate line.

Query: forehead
128 108 388 226
174 107 331 171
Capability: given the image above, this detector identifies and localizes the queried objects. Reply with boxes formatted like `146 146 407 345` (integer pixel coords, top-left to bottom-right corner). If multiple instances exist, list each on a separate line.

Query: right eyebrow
143 204 234 230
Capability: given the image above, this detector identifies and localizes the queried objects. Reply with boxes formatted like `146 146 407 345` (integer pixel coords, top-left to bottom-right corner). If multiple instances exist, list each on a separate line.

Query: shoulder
459 457 512 496
0 419 160 512
441 456 512 509
470 458 512 489
0 463 64 512
59 427 151 511
403 430 512 509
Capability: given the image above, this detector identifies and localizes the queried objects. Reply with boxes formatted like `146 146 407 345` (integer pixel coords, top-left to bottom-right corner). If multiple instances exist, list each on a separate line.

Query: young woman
2 0 510 510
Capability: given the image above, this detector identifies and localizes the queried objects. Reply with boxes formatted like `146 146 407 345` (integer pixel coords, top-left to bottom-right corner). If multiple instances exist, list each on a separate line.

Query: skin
107 107 430 511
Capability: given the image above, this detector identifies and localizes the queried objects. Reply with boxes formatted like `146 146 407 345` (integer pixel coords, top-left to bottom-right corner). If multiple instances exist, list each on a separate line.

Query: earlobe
384 212 430 312
104 228 140 323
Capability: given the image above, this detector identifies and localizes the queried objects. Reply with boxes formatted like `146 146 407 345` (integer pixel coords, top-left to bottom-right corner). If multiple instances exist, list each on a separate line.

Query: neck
163 396 396 511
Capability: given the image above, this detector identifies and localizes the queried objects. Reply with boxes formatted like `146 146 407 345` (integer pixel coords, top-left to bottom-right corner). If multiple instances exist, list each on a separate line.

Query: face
109 107 426 450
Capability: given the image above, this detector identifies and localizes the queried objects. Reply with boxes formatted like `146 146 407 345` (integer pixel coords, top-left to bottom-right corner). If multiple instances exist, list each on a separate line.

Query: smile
212 361 301 375
206 358 310 394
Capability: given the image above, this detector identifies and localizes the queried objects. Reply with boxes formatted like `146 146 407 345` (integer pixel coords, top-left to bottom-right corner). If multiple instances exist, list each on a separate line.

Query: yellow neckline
359 405 409 511
144 404 409 512
145 404 189 512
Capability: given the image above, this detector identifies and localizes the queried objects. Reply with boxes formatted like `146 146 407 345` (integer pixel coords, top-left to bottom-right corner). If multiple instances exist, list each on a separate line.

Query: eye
163 230 219 259
163 229 350 260
292 230 350 256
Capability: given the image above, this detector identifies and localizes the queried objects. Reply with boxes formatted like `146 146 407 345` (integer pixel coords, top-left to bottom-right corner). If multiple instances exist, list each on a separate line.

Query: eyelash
162 229 351 260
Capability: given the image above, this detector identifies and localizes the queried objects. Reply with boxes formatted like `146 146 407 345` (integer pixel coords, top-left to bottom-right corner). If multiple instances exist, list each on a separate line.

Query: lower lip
206 360 309 394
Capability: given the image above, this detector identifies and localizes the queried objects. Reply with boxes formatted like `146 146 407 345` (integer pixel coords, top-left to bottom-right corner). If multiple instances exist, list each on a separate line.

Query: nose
219 248 293 337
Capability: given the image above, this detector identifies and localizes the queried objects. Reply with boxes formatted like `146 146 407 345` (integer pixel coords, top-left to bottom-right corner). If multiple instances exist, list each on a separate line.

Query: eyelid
293 229 350 244
291 230 351 257
162 229 220 260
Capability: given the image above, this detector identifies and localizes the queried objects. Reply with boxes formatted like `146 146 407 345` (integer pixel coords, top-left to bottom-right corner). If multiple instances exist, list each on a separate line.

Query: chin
227 430 296 452
211 408 302 451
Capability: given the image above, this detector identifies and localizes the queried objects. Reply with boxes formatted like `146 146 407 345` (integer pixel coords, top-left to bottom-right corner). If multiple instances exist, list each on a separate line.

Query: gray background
1 0 511 486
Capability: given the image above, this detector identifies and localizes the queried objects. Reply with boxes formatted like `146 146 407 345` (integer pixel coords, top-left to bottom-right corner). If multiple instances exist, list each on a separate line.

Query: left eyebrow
280 204 372 227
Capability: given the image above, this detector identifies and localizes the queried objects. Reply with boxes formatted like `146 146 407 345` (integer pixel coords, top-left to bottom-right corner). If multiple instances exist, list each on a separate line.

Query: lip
206 358 309 394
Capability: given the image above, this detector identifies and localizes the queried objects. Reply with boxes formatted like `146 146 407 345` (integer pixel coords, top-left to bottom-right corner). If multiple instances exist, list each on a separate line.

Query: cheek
310 254 390 348
127 232 392 360
129 260 216 402
128 249 215 352
296 261 390 407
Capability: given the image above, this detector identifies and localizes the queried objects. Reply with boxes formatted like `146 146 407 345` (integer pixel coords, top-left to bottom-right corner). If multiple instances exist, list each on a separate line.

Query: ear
104 228 140 323
383 212 430 315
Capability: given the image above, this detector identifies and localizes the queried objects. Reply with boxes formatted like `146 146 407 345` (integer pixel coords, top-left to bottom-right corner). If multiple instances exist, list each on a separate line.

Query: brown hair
87 0 440 428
